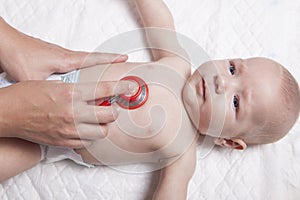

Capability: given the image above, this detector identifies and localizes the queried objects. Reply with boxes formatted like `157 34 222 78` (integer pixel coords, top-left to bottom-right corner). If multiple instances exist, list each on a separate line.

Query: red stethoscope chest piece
99 76 149 110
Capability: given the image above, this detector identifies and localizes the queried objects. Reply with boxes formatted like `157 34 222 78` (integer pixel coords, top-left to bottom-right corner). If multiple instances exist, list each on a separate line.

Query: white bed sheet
0 0 300 199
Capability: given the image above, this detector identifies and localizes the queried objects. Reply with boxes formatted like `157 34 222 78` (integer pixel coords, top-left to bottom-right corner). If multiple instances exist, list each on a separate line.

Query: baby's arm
0 138 41 182
154 135 198 200
135 0 187 61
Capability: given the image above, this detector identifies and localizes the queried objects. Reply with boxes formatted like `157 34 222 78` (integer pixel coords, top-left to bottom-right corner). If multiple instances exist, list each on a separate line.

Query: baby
1 0 299 199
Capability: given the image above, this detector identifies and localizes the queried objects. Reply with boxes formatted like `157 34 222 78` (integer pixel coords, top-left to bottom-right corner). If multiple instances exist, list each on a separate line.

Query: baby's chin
182 82 200 127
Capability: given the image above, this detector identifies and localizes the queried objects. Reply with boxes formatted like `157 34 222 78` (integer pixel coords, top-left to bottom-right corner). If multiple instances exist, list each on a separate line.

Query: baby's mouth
202 77 206 102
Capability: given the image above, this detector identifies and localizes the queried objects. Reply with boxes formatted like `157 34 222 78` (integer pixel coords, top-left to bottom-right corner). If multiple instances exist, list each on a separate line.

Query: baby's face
183 57 282 139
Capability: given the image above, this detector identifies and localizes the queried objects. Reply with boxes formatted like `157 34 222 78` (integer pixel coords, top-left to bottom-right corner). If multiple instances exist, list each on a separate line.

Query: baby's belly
86 85 183 165
82 126 196 167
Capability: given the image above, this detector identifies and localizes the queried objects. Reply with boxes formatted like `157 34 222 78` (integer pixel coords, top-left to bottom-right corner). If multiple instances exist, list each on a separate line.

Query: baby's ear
214 138 247 150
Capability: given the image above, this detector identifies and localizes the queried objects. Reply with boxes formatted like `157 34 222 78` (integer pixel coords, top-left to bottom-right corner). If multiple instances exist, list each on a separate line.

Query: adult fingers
75 81 136 101
59 139 92 149
57 50 128 73
75 105 118 124
69 51 128 69
81 52 128 65
54 124 108 148
94 106 119 124
74 123 108 140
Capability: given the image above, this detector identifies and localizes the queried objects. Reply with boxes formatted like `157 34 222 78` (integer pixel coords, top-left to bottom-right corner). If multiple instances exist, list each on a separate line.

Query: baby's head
183 57 300 150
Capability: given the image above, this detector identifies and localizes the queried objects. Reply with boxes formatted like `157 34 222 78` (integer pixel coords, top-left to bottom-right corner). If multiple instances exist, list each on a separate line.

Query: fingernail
117 80 138 95
115 55 128 62
128 81 138 94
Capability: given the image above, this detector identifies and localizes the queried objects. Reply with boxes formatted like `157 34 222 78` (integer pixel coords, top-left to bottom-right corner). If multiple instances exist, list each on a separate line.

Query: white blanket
1 0 300 199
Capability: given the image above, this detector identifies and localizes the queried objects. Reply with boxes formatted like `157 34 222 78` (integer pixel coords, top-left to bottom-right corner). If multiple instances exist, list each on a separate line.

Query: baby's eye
229 63 236 75
233 96 239 110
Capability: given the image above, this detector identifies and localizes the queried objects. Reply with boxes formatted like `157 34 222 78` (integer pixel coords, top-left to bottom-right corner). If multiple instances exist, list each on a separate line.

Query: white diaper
0 72 16 88
59 70 80 83
0 70 80 88
40 145 94 168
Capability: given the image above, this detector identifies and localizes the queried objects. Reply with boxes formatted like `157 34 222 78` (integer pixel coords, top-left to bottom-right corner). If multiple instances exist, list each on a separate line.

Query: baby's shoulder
156 56 191 78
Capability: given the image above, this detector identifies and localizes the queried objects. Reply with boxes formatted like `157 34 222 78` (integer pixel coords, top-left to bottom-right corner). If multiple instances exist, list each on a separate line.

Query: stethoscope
99 76 149 110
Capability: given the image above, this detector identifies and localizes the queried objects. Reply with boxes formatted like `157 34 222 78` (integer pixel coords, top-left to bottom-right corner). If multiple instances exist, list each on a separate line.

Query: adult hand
0 80 135 148
0 17 127 81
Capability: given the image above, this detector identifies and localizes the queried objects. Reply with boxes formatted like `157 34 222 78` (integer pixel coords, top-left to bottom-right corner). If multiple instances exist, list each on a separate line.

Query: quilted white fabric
1 0 300 199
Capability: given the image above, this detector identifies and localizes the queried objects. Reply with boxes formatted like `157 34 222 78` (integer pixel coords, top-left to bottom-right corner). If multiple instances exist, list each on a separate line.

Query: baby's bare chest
106 84 196 160
82 61 196 163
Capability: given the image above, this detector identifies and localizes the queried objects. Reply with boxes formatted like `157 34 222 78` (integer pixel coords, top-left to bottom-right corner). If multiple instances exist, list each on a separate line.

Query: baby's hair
243 64 300 145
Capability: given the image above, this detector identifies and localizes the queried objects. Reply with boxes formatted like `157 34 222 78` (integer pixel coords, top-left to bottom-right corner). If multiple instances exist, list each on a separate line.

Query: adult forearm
0 85 23 138
0 87 11 137
0 17 18 56
0 17 29 79
0 17 6 72
0 16 128 81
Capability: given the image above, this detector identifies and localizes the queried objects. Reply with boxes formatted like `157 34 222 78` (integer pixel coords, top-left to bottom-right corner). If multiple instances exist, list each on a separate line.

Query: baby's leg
0 138 41 182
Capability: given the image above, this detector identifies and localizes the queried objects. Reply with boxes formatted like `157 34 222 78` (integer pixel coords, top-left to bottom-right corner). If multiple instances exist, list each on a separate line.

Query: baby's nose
214 75 226 94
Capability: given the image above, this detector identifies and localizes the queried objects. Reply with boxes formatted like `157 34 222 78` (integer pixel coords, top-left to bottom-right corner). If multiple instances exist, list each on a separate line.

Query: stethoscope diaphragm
99 76 149 110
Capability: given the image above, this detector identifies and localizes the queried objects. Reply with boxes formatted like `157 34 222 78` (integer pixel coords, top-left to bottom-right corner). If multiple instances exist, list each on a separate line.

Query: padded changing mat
1 0 300 199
